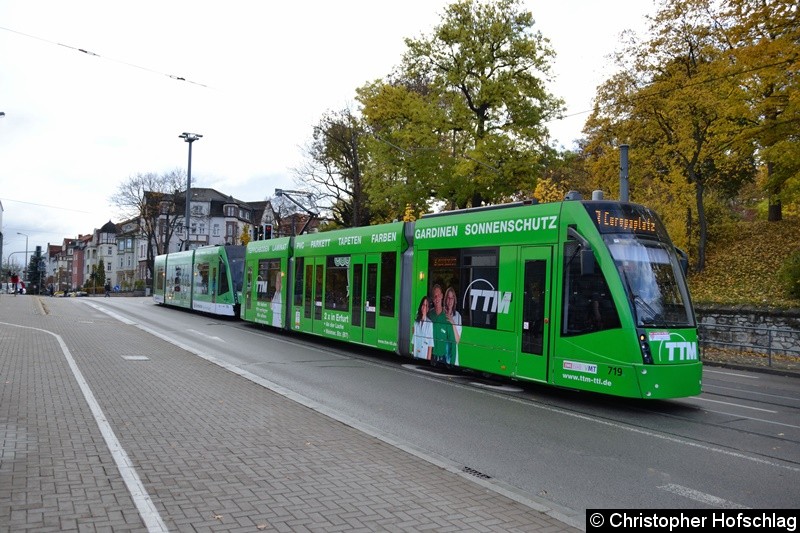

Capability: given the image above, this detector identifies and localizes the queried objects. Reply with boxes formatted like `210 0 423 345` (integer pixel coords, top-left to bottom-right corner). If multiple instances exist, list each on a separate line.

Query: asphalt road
86 297 800 529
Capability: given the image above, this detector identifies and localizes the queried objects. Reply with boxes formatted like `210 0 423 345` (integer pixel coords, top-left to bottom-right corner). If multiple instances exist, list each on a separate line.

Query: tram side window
195 263 210 294
257 259 280 302
155 266 164 291
293 258 304 307
218 261 229 295
562 242 621 335
304 263 313 319
380 252 396 317
314 264 323 319
428 247 499 330
324 256 350 310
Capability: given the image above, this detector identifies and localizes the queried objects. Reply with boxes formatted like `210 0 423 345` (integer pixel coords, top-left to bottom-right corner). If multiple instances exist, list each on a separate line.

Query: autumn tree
110 169 186 285
584 0 757 271
719 0 800 221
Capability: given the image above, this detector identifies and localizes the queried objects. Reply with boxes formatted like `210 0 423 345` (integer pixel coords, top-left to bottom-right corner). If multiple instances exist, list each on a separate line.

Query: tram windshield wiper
633 295 663 325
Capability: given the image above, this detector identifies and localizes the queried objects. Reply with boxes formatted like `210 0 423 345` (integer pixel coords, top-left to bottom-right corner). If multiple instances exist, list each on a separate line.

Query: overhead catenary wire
0 25 210 88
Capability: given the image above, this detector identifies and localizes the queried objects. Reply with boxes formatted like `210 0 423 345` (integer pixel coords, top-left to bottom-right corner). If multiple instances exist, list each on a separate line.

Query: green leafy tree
95 261 107 291
357 78 454 219
84 262 107 293
361 0 563 210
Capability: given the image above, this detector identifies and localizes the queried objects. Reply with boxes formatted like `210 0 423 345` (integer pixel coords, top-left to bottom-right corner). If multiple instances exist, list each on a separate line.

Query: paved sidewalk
0 295 580 532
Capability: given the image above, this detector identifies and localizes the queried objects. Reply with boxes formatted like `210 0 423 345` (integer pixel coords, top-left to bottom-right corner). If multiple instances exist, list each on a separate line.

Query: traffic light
265 224 273 239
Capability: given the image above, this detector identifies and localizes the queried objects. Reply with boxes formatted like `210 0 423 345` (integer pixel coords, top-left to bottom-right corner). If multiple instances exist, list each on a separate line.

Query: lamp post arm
274 189 319 235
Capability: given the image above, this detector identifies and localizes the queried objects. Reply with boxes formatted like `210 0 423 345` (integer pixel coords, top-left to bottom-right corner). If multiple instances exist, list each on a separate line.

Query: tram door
349 254 379 345
311 258 325 335
516 246 552 381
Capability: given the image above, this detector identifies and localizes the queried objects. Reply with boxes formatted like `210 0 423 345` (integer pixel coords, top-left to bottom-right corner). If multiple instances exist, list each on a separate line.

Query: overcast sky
0 0 655 264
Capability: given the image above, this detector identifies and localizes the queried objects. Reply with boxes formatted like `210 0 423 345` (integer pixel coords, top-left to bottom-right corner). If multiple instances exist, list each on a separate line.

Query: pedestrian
104 281 111 297
10 273 19 296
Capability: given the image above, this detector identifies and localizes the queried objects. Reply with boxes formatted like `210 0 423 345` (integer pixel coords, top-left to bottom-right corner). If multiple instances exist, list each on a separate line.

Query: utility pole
179 132 202 250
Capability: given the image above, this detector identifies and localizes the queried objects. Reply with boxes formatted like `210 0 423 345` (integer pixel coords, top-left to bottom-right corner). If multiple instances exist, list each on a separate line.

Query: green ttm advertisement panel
241 238 291 327
290 223 406 351
410 203 561 380
413 203 561 250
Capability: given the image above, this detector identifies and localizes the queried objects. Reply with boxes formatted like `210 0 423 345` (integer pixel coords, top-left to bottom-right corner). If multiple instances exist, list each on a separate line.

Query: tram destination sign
587 203 665 237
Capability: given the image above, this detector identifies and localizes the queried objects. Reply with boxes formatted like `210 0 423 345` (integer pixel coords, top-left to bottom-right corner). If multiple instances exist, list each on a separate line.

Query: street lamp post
6 251 26 270
178 132 202 251
17 232 28 281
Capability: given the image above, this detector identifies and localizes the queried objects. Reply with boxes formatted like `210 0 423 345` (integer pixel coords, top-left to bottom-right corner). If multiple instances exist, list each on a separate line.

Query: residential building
152 188 259 253
116 219 139 290
47 186 319 292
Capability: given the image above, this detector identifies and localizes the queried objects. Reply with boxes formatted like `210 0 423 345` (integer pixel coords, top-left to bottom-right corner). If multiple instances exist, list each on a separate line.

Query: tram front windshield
585 202 694 328
226 246 246 294
606 237 693 327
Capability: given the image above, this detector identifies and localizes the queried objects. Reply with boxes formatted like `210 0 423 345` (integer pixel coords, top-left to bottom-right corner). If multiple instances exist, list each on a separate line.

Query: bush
779 251 800 299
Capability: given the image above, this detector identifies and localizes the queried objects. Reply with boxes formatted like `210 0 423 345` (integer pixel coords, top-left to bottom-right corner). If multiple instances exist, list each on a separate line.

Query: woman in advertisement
444 286 462 366
412 296 433 360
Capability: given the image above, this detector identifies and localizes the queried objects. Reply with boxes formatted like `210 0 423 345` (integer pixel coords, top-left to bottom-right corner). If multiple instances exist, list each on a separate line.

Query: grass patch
688 217 800 308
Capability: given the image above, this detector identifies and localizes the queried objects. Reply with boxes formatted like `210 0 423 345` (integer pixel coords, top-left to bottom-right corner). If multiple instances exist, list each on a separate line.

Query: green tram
236 199 701 399
153 245 246 316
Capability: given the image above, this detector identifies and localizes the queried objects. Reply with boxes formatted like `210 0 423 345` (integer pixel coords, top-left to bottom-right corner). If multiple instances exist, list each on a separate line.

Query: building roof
99 220 117 234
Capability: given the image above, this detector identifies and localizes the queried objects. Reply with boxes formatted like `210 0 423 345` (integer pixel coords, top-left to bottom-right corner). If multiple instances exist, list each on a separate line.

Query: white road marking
704 369 760 379
1 321 169 532
187 329 224 341
701 409 800 430
658 483 749 509
470 382 524 393
694 397 777 413
703 383 799 401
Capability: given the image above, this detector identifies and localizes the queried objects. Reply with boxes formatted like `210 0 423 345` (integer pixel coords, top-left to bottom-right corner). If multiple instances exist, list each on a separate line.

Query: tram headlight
637 330 654 364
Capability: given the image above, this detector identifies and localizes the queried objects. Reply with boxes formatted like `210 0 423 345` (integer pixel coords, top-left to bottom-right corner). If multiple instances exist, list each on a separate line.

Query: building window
108 247 112 255
107 262 112 272
213 224 220 237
